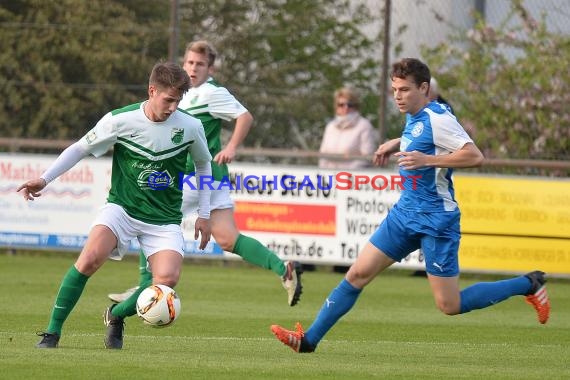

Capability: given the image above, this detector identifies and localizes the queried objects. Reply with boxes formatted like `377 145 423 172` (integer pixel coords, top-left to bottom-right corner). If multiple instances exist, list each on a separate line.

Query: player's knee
436 299 460 315
152 273 179 288
216 236 235 252
75 261 99 276
75 250 107 275
212 229 237 252
345 266 373 288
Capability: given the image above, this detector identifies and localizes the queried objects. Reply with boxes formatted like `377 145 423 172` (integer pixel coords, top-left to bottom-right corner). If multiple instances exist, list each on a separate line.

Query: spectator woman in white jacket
318 87 378 170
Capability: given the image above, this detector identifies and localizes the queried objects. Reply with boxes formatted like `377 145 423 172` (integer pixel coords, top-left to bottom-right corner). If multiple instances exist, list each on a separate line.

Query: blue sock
460 275 532 314
304 279 362 347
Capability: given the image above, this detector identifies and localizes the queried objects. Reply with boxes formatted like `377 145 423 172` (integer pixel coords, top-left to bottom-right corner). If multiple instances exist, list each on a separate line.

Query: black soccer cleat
36 331 60 348
525 270 546 295
103 304 125 349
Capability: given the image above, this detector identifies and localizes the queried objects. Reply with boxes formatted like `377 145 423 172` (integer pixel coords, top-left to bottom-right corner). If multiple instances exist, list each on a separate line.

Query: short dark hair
390 58 431 88
149 61 190 93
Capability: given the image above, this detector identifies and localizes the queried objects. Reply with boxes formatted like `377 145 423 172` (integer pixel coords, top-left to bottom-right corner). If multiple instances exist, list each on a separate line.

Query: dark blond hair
334 87 360 109
149 61 190 93
185 40 217 67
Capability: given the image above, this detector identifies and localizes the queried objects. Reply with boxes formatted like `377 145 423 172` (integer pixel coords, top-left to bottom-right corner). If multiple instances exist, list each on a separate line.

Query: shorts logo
171 128 184 145
432 262 444 272
411 122 424 137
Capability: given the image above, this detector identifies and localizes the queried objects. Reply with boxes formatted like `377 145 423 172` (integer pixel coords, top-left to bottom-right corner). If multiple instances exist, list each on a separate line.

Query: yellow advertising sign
454 174 570 275
454 175 570 238
460 234 570 275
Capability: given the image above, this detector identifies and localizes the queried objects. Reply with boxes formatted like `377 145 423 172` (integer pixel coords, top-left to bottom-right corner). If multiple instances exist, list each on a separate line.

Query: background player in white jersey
270 58 551 353
108 40 303 309
18 62 213 349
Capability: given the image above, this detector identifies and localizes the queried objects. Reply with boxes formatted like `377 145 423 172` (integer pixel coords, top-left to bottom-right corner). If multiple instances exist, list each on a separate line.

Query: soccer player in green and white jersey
18 62 213 349
108 40 303 311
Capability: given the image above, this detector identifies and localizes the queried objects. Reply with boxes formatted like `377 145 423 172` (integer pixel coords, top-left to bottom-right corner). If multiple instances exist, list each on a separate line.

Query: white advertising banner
216 164 423 268
4 153 569 275
0 153 423 268
0 153 108 250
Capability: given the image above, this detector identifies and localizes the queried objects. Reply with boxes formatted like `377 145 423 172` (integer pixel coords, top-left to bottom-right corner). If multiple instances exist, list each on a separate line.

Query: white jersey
179 77 248 121
178 78 248 180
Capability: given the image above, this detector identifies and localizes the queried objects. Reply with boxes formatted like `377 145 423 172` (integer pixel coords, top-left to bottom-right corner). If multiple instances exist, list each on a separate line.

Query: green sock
112 251 152 318
138 250 152 285
46 265 89 335
232 234 286 276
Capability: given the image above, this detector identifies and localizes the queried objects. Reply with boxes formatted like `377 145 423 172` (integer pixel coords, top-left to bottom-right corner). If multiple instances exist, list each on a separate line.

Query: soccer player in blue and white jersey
271 58 550 353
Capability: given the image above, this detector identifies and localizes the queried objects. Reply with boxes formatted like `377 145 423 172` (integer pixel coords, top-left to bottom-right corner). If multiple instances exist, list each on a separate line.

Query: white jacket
318 112 379 169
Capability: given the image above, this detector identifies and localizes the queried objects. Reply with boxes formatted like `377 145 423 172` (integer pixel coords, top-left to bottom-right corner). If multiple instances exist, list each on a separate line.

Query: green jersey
78 102 211 225
178 78 248 180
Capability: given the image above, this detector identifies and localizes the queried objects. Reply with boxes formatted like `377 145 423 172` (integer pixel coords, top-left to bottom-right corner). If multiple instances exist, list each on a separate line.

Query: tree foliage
0 0 169 141
0 0 382 152
422 0 570 160
2 1 568 162
177 0 381 150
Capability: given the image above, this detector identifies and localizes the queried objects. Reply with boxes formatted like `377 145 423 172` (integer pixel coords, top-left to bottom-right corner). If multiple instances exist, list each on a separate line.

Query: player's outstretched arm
17 178 47 201
16 142 89 201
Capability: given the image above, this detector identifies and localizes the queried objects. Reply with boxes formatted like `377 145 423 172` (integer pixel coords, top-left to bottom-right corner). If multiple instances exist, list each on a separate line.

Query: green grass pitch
1 252 569 379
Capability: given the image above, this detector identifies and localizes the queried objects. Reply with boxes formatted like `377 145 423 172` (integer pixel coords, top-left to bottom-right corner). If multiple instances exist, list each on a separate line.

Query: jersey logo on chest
171 128 184 145
411 122 424 137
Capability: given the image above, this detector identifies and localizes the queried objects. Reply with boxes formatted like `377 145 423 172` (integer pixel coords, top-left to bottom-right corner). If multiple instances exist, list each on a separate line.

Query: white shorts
92 203 185 260
181 177 234 215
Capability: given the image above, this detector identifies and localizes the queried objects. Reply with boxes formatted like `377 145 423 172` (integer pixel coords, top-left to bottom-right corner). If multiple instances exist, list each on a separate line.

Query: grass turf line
1 252 569 380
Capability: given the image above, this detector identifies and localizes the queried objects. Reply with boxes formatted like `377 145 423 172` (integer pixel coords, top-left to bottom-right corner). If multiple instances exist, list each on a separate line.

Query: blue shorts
369 204 461 277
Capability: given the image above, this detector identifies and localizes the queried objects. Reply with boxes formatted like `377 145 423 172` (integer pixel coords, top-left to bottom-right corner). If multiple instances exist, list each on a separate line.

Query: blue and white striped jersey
397 101 472 212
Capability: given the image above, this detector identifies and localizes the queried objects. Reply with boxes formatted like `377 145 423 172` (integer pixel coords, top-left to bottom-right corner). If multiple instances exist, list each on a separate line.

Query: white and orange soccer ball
136 284 181 327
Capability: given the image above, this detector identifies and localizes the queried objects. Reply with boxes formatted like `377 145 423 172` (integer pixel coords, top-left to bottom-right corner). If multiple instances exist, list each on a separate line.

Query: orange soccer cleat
270 322 315 353
524 271 551 324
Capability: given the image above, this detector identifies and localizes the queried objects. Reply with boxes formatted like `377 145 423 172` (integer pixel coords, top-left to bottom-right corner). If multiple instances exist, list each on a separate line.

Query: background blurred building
365 0 570 61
